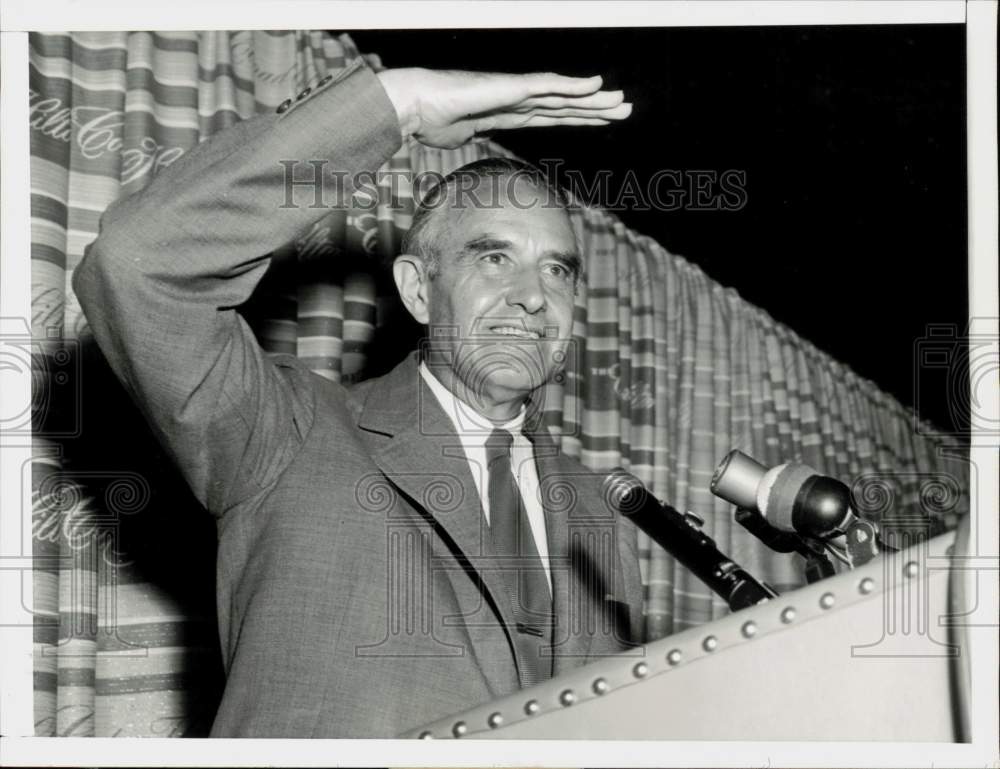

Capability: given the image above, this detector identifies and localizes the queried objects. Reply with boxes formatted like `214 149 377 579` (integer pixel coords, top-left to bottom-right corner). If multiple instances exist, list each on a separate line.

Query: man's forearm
71 60 403 511
73 59 402 370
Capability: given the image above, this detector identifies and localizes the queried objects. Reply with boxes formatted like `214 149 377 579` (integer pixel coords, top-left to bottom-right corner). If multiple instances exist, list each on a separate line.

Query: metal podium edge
401 531 957 739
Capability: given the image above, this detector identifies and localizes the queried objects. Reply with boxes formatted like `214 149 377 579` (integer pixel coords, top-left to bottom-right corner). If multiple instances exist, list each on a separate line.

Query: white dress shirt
418 361 552 591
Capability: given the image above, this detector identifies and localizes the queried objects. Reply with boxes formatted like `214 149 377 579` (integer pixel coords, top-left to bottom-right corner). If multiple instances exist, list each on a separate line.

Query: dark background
349 25 969 435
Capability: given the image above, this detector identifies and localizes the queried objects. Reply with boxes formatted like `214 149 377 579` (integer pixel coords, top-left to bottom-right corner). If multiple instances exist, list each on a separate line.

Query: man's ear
392 254 430 324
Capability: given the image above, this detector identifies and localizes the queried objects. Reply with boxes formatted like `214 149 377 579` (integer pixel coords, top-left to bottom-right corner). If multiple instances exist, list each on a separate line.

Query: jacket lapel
356 353 520 695
529 425 631 676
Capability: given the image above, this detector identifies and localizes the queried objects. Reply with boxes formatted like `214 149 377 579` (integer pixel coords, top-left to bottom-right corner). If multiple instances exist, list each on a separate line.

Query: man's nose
504 266 546 314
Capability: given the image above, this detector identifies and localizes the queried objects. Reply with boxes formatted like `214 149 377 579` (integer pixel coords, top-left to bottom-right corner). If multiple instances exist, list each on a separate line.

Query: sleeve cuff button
296 87 312 101
276 98 292 114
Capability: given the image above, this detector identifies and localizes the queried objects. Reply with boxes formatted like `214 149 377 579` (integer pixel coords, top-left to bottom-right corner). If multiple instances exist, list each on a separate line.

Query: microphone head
711 450 854 538
603 468 647 516
759 462 818 530
761 462 854 537
710 450 767 510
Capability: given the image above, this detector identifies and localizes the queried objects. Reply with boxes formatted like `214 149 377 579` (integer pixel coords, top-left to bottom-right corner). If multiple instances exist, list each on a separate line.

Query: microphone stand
735 507 897 579
735 507 836 583
841 517 897 565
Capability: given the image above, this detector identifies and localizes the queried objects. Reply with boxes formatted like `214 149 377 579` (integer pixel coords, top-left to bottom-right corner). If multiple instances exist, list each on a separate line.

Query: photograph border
1 1 996 766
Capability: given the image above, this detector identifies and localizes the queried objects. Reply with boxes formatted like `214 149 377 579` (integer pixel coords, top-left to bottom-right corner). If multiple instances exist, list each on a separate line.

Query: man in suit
73 59 643 737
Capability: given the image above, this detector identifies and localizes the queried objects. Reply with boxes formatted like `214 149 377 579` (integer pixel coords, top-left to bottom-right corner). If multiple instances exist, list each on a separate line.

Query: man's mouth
489 325 543 339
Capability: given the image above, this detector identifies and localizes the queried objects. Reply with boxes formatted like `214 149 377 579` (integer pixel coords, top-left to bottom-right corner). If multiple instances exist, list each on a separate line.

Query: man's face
424 179 579 416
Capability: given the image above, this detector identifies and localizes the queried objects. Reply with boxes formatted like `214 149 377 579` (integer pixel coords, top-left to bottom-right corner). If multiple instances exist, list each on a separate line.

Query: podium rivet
667 649 683 665
904 561 919 578
820 592 835 609
487 712 504 729
741 620 758 638
702 635 718 652
592 677 609 695
780 607 796 623
633 662 649 678
452 721 467 738
418 731 433 739
524 699 540 716
859 577 875 594
559 689 577 706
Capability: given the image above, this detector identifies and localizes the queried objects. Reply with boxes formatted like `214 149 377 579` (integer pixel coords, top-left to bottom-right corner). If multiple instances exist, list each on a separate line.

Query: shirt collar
418 361 526 446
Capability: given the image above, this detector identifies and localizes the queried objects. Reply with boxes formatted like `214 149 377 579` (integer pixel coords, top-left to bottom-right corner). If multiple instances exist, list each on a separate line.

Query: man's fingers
476 113 613 132
521 72 604 98
519 115 612 128
518 103 633 121
520 90 625 111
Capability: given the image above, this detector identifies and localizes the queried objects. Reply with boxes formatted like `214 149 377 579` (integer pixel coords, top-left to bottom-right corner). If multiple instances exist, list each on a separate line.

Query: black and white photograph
0 1 997 766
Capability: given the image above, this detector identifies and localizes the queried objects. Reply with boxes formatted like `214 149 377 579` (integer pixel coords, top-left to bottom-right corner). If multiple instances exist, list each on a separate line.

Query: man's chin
479 369 553 405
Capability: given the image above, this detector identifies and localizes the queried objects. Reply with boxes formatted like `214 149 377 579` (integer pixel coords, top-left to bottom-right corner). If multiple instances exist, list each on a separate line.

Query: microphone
604 469 777 611
710 450 854 539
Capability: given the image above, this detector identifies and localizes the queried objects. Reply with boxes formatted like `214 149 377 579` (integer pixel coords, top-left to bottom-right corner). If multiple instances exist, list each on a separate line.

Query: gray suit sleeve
72 60 403 515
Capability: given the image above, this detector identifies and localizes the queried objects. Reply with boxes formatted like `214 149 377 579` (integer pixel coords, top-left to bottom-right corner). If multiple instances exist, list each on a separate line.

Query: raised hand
376 68 632 149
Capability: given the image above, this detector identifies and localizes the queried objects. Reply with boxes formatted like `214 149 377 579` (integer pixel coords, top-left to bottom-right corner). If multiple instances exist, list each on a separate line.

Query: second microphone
604 469 778 611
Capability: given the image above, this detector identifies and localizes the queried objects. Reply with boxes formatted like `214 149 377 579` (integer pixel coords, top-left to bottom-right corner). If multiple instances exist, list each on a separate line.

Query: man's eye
482 253 507 265
545 263 573 280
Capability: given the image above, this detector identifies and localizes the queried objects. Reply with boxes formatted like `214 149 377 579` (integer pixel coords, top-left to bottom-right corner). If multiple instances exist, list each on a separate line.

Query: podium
403 531 968 740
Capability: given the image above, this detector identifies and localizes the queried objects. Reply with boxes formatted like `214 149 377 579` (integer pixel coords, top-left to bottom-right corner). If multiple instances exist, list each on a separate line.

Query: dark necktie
485 428 553 686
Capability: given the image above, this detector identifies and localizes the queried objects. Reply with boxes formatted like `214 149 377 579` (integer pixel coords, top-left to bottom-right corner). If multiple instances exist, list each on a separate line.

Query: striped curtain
29 30 968 737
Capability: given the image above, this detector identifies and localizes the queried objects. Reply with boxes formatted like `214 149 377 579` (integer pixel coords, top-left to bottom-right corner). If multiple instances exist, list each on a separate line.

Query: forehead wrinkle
437 196 576 264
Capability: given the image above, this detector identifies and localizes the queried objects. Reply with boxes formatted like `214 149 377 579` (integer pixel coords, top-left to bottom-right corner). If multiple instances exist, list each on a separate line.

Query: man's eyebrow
459 236 582 276
459 236 513 254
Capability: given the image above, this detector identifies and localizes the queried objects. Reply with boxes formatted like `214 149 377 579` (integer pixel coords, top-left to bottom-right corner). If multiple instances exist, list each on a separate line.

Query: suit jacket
72 59 644 738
